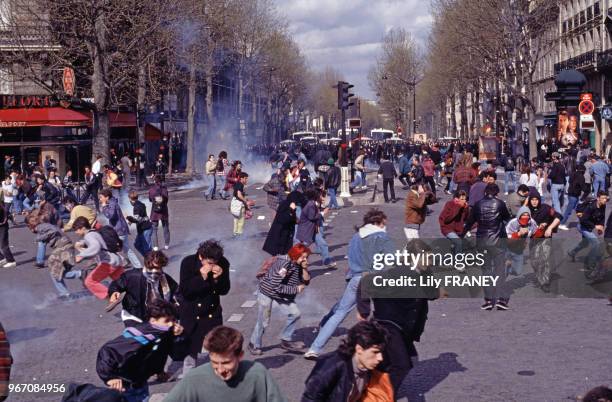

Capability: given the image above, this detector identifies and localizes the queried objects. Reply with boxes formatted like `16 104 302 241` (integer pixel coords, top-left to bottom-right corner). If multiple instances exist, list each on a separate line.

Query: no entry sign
579 99 595 115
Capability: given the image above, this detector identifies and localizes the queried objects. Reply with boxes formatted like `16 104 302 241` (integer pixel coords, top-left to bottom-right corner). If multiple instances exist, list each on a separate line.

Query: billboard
557 108 579 147
478 136 498 161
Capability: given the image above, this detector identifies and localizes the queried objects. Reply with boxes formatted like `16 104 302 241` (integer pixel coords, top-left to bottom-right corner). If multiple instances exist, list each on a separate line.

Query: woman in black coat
178 240 230 374
262 191 305 256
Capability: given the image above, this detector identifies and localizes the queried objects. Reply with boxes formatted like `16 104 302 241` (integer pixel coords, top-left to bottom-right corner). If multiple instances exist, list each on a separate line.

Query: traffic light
336 81 355 110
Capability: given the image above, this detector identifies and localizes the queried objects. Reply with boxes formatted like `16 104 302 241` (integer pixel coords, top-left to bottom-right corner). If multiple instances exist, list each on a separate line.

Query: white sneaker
304 350 319 360
504 192 509 195
558 224 569 231
2 262 17 268
0 259 6 266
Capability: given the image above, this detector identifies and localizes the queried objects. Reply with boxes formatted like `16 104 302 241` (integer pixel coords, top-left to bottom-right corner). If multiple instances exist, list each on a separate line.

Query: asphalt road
1 175 611 402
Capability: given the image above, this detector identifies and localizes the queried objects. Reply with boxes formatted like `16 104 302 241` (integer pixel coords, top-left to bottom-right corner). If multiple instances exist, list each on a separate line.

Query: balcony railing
554 50 596 74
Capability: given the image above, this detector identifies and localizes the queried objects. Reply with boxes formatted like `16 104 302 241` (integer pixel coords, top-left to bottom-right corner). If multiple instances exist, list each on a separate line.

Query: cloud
275 0 433 98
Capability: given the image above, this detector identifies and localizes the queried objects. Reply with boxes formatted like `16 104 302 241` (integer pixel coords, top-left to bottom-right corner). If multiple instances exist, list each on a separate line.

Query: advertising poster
478 136 498 161
557 107 579 146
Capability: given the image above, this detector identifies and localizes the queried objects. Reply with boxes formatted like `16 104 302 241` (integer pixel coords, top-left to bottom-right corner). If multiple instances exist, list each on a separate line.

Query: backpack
97 226 123 253
255 256 290 280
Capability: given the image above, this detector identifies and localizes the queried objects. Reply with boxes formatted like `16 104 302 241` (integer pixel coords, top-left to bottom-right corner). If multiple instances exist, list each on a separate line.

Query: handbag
230 197 243 218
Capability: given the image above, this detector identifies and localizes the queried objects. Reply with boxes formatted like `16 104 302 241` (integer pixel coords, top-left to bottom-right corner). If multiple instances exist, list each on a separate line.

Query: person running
80 165 100 212
178 240 231 375
439 190 469 257
73 217 125 308
62 197 97 232
404 184 433 240
304 209 395 360
108 250 178 327
559 163 588 231
96 299 183 402
505 206 538 277
148 175 170 250
249 243 311 355
324 158 341 209
126 191 153 258
164 326 286 402
25 212 83 299
568 190 608 272
0 200 16 269
99 189 142 269
302 321 393 402
263 192 303 257
527 190 561 292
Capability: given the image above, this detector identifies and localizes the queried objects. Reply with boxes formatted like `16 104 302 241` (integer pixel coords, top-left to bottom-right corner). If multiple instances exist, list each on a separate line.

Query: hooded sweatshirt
348 224 395 276
505 206 537 240
527 190 561 236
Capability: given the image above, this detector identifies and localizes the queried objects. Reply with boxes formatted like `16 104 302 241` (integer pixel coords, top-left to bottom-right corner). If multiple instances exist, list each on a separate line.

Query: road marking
256 186 262 190
227 313 244 322
241 300 257 308
324 272 332 275
350 210 358 213
257 215 265 220
230 269 236 272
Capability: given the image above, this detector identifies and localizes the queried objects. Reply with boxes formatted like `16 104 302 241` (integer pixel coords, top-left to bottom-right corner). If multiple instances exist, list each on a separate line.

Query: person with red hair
248 243 311 355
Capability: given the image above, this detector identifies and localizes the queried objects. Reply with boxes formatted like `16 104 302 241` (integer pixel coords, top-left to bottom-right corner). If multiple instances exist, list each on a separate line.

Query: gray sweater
77 231 124 266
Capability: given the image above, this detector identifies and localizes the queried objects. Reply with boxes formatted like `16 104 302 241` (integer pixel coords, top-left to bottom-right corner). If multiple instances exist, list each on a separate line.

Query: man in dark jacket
126 191 152 258
468 171 496 207
148 175 170 250
569 190 608 270
178 240 231 376
96 299 183 401
263 192 303 256
302 321 391 402
324 159 341 209
463 184 512 310
100 189 142 269
34 174 61 209
559 163 588 230
548 152 567 214
0 321 11 402
398 152 411 187
108 250 178 327
378 157 397 203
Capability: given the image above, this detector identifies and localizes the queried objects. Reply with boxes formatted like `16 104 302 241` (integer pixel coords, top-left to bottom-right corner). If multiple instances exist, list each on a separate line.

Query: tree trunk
238 70 244 119
440 99 447 137
90 9 110 164
92 110 110 164
186 63 196 175
460 92 468 140
206 70 214 129
450 94 457 138
137 64 147 145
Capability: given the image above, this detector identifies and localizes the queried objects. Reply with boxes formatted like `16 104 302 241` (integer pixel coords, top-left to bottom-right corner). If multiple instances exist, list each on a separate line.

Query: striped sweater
259 258 304 302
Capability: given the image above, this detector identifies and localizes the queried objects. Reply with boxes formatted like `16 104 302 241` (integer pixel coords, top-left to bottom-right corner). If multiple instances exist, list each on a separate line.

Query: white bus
314 131 329 141
290 131 314 142
370 128 395 141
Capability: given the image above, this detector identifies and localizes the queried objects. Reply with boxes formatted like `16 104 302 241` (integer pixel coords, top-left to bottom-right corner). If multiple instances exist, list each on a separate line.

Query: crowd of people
1 136 612 402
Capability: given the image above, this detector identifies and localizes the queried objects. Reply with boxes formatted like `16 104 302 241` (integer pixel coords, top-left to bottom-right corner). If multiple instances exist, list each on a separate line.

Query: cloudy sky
275 0 433 99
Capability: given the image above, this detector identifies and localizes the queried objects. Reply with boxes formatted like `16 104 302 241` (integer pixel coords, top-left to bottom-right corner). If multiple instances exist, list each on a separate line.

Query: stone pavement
1 176 611 402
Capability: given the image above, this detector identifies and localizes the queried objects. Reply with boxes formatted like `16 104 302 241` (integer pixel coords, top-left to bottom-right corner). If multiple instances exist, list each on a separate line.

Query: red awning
0 107 91 128
109 112 136 128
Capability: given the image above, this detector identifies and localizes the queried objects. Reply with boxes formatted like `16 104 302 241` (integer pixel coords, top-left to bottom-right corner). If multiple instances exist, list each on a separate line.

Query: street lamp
382 74 420 135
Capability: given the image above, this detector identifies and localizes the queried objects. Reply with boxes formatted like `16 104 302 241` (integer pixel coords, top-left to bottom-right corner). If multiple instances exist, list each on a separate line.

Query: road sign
602 106 612 120
62 67 75 96
348 118 361 129
580 93 593 101
579 99 595 115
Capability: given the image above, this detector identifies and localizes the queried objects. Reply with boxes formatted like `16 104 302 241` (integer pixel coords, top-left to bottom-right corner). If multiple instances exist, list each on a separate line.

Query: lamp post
382 74 420 136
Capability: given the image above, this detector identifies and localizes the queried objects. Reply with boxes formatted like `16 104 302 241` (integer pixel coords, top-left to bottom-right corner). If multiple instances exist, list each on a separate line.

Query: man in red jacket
438 190 469 260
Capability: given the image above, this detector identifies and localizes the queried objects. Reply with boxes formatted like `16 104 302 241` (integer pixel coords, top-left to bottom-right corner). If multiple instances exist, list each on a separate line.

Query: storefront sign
0 95 57 109
0 120 27 127
602 105 612 120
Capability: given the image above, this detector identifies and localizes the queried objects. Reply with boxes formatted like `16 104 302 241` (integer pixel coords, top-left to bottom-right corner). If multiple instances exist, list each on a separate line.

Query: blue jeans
327 188 339 209
309 275 361 353
217 175 227 198
23 197 35 212
351 171 365 188
570 225 601 267
122 384 149 402
120 235 143 269
550 183 565 214
37 241 46 265
593 177 605 196
51 269 82 297
205 175 216 198
560 195 579 225
13 194 23 214
446 232 463 254
313 229 331 265
504 171 516 193
250 292 301 348
134 228 153 258
505 250 524 276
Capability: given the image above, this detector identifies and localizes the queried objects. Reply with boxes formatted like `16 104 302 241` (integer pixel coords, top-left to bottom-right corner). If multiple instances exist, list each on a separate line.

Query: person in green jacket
164 326 287 402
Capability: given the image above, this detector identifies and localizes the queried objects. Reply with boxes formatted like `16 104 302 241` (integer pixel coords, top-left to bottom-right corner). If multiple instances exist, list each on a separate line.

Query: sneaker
2 261 16 268
0 259 6 266
496 301 510 310
281 340 306 353
304 350 319 360
504 192 508 195
326 262 337 269
480 301 494 311
558 224 569 231
105 292 125 312
248 342 262 356
567 251 575 262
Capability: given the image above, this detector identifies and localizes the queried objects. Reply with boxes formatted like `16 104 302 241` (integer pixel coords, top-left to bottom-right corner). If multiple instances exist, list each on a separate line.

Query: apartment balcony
554 50 596 74
597 48 612 70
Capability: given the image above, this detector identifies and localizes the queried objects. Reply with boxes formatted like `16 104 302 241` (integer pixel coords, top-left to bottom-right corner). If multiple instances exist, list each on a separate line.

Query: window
0 67 12 94
594 1 600 16
574 15 580 28
580 11 585 25
587 6 593 20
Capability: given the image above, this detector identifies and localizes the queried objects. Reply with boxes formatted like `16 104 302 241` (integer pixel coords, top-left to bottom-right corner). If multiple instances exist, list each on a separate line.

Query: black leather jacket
463 195 511 243
302 351 354 402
